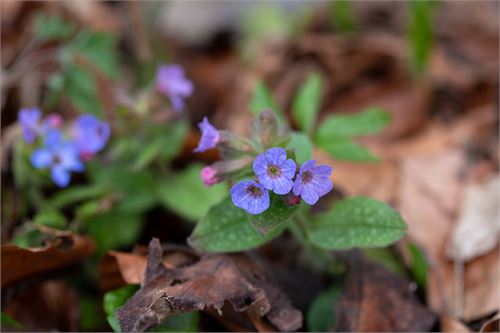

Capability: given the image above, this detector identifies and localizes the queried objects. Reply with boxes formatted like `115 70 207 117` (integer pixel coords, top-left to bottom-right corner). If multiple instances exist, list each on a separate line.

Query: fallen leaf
4 281 80 331
334 251 437 331
100 246 197 291
447 175 500 262
1 228 95 288
116 238 303 332
480 314 500 333
441 314 471 332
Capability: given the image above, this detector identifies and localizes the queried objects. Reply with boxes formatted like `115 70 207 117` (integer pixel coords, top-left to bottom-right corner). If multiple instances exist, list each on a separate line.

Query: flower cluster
156 64 194 112
193 112 333 215
18 108 110 187
231 148 332 214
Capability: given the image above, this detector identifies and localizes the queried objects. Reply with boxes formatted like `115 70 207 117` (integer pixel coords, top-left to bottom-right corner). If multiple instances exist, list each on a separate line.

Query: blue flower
31 130 84 187
156 64 194 112
72 114 110 156
193 117 220 153
18 108 42 143
293 160 333 205
253 147 296 195
230 180 270 214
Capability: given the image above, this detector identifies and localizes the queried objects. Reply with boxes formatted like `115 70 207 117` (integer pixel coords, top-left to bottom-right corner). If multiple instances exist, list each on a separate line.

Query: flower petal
300 183 320 205
51 166 71 187
253 153 268 176
272 177 293 195
300 159 316 172
31 149 52 169
264 147 287 165
281 159 297 179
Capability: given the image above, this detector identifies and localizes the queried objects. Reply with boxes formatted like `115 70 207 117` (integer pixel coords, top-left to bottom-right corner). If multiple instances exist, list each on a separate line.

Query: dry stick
453 259 464 319
126 1 152 62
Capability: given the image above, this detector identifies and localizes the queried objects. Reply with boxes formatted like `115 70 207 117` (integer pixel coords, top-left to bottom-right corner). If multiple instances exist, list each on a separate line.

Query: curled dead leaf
1 229 95 288
115 238 302 332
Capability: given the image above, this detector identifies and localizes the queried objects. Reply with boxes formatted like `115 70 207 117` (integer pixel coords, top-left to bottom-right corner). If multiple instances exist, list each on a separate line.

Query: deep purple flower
230 180 270 215
72 114 110 156
253 147 296 195
31 130 84 188
18 108 43 143
156 64 194 111
293 160 333 205
193 117 220 153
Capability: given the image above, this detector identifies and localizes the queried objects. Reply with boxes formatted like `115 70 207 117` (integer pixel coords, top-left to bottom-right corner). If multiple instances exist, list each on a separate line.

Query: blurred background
1 1 499 332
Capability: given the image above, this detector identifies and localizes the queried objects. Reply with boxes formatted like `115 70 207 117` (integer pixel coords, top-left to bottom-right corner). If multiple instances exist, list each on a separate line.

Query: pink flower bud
201 166 219 186
45 113 63 128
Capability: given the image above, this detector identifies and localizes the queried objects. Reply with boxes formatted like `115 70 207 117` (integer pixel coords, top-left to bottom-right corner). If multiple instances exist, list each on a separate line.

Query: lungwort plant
188 73 408 258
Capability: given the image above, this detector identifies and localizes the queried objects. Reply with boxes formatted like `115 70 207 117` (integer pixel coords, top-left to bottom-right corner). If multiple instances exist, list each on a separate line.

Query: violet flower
230 180 270 214
253 147 296 195
72 114 110 157
31 130 84 187
156 64 193 112
194 117 220 153
293 160 333 205
18 108 43 143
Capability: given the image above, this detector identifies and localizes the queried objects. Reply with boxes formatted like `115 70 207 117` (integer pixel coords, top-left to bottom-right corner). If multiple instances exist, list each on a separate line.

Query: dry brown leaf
480 314 500 333
116 238 302 332
1 230 95 288
100 247 196 291
441 314 471 332
4 281 80 331
334 251 436 331
447 175 500 262
315 147 399 203
461 248 499 321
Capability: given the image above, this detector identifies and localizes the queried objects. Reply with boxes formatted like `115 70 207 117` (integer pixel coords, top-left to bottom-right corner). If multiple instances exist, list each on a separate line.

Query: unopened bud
201 166 219 186
257 110 277 147
283 192 301 206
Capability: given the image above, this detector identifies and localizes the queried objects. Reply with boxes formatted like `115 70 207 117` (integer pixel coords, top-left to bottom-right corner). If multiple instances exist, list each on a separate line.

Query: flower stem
290 211 345 276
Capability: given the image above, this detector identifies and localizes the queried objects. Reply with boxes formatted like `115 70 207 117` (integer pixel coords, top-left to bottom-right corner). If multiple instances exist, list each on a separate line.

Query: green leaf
1 311 23 329
408 1 437 75
292 72 322 134
33 12 76 41
330 0 358 33
362 248 406 276
88 165 158 214
157 164 228 222
80 295 107 331
132 138 164 171
103 285 140 332
149 312 200 332
86 212 142 254
69 31 121 80
12 225 45 249
47 184 108 209
188 197 286 253
249 80 285 123
34 209 68 229
64 64 102 115
249 194 297 236
407 241 428 289
316 107 390 140
309 196 407 250
286 132 313 164
316 138 379 162
44 73 66 108
306 285 342 332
